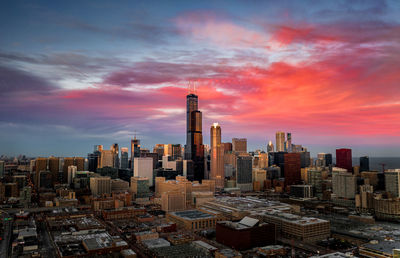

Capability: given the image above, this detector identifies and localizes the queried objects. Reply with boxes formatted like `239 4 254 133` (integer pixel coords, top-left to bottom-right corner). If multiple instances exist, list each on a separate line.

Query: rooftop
170 210 215 220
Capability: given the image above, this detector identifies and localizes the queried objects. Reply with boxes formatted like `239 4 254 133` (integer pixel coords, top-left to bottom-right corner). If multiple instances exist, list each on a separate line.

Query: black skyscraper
184 93 204 181
360 156 370 172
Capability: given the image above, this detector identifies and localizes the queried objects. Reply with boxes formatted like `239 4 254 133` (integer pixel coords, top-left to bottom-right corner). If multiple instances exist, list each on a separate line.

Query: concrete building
385 169 400 198
67 165 77 185
232 138 247 153
90 176 111 196
332 167 356 199
134 157 154 186
167 210 221 231
216 217 275 250
111 179 129 192
161 191 186 212
253 169 267 191
99 150 114 168
210 123 225 189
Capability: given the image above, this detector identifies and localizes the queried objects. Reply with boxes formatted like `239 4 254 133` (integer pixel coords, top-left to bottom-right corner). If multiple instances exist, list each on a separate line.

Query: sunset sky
1 0 400 157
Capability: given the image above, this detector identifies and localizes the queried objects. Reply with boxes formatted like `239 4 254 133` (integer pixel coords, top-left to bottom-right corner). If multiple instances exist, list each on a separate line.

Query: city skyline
1 1 400 157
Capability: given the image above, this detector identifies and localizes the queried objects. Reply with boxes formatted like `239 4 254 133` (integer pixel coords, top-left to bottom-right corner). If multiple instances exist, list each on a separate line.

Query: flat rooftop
170 210 215 220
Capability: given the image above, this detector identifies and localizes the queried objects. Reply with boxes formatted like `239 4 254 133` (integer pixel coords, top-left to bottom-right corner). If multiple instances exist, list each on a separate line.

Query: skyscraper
275 131 285 152
360 156 370 172
236 155 253 192
232 138 247 153
131 136 141 169
267 141 274 153
184 92 204 181
284 153 301 186
120 147 129 169
336 148 352 172
285 132 292 152
111 143 119 168
210 123 224 189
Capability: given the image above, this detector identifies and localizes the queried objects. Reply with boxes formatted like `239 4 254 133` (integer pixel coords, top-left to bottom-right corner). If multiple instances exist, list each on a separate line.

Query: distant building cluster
1 89 400 257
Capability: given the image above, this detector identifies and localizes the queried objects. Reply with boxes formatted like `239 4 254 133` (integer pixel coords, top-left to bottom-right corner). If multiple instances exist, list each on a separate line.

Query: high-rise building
222 142 232 153
67 165 77 185
184 92 204 182
210 123 224 189
267 141 274 153
336 148 352 172
48 157 60 184
62 157 84 183
90 176 111 196
360 156 370 172
134 157 154 186
120 147 129 169
385 169 400 198
316 153 332 167
332 167 356 199
275 132 285 152
99 150 114 168
284 153 301 186
35 158 48 189
232 138 247 153
130 177 150 198
285 133 292 152
163 144 182 160
131 136 141 168
236 156 253 191
111 143 119 168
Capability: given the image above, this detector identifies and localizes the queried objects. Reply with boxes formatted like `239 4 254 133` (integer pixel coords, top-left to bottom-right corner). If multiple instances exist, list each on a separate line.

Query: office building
62 157 84 183
236 156 253 191
131 136 141 168
216 217 275 250
184 92 205 182
161 191 186 212
163 144 182 160
210 123 225 189
134 157 154 186
99 150 114 168
336 148 352 172
130 177 150 198
111 143 119 168
35 157 48 189
48 157 60 184
316 153 332 167
222 142 232 153
167 210 220 231
253 169 267 191
275 132 285 152
67 165 77 185
360 156 370 172
332 168 356 199
284 153 301 186
285 132 292 152
232 138 247 153
120 147 129 169
267 141 274 153
385 169 400 198
90 176 111 196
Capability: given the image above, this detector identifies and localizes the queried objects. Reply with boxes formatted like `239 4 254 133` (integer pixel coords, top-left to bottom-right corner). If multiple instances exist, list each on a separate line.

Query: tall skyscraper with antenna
184 81 205 181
